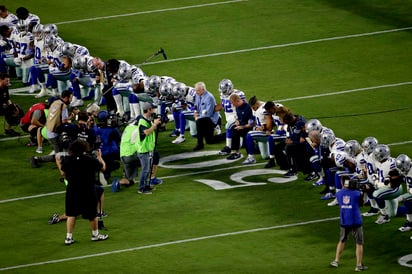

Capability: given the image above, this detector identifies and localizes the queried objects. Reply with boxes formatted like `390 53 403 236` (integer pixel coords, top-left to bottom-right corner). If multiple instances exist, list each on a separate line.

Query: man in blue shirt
192 81 223 151
330 176 368 271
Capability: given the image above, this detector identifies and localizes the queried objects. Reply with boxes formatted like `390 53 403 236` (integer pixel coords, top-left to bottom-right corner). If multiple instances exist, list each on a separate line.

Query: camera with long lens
151 113 169 125
107 113 128 128
344 177 367 191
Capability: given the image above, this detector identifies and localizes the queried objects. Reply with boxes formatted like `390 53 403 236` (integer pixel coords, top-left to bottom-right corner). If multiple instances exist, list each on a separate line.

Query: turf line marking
145 26 412 65
0 191 65 204
0 217 338 271
55 0 248 25
277 81 412 102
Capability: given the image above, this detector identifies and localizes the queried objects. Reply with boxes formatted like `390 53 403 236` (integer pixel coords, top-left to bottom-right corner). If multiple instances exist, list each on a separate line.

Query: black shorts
65 188 98 220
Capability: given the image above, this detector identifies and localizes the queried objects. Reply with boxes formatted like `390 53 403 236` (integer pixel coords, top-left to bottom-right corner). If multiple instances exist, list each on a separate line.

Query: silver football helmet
16 20 28 34
32 23 44 39
321 132 336 148
218 79 234 96
72 55 87 70
159 82 173 97
361 136 378 154
62 42 76 57
373 144 390 162
305 119 323 134
395 154 411 174
148 75 161 93
171 82 187 99
117 63 132 79
43 24 58 36
344 140 361 158
44 34 57 50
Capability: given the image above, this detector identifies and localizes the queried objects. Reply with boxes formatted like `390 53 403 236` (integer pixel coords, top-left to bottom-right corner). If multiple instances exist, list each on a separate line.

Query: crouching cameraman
330 175 367 271
93 110 122 185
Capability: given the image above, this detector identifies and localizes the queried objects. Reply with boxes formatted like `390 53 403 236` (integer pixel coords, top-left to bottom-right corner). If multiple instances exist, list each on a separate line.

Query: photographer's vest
136 117 155 153
46 100 66 133
20 103 45 126
120 124 138 157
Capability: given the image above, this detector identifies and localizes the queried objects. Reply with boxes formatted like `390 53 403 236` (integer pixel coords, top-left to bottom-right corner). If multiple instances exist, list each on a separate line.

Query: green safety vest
120 124 138 157
136 117 155 153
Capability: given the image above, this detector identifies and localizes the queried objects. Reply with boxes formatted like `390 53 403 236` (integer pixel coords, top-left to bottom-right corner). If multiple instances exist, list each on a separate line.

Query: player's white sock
130 103 140 119
113 94 124 116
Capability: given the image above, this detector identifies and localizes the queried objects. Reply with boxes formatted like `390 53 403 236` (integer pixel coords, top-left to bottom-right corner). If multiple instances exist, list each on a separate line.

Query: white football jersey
353 150 368 176
160 76 177 85
15 31 34 67
71 44 89 58
330 138 345 155
0 13 18 26
220 89 246 121
46 43 67 71
130 66 146 84
34 37 47 65
185 86 196 105
254 103 266 128
374 157 396 185
21 14 40 29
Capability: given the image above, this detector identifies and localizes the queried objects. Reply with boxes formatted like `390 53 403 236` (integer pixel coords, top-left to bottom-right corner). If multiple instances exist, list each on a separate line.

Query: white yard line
145 26 412 65
0 217 338 271
55 0 248 25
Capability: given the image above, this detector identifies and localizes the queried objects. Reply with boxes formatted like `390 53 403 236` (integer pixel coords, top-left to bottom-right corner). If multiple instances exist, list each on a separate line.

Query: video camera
151 113 169 125
107 113 128 128
343 177 367 191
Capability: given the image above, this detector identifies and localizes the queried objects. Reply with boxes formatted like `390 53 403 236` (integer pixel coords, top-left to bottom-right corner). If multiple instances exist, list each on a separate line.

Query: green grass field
1 0 412 273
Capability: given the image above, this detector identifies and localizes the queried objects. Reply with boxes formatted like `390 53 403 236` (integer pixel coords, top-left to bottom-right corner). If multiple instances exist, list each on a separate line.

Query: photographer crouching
93 110 121 185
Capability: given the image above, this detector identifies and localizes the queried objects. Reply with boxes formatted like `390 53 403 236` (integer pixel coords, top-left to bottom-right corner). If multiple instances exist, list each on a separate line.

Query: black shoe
264 158 276 168
5 129 20 136
304 172 319 182
193 144 204 151
30 156 40 168
219 146 231 155
227 153 241 160
283 169 297 177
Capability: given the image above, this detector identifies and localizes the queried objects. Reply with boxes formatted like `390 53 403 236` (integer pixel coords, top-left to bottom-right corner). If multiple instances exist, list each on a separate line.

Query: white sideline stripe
0 191 65 204
0 217 339 271
55 0 248 25
145 26 412 65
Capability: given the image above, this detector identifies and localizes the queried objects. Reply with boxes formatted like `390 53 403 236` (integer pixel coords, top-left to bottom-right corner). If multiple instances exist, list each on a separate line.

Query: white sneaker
172 135 185 144
91 234 108 241
398 221 412 232
29 84 39 94
327 198 338 206
70 97 84 107
65 237 74 245
375 214 390 224
35 88 48 98
36 147 43 154
242 157 256 164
